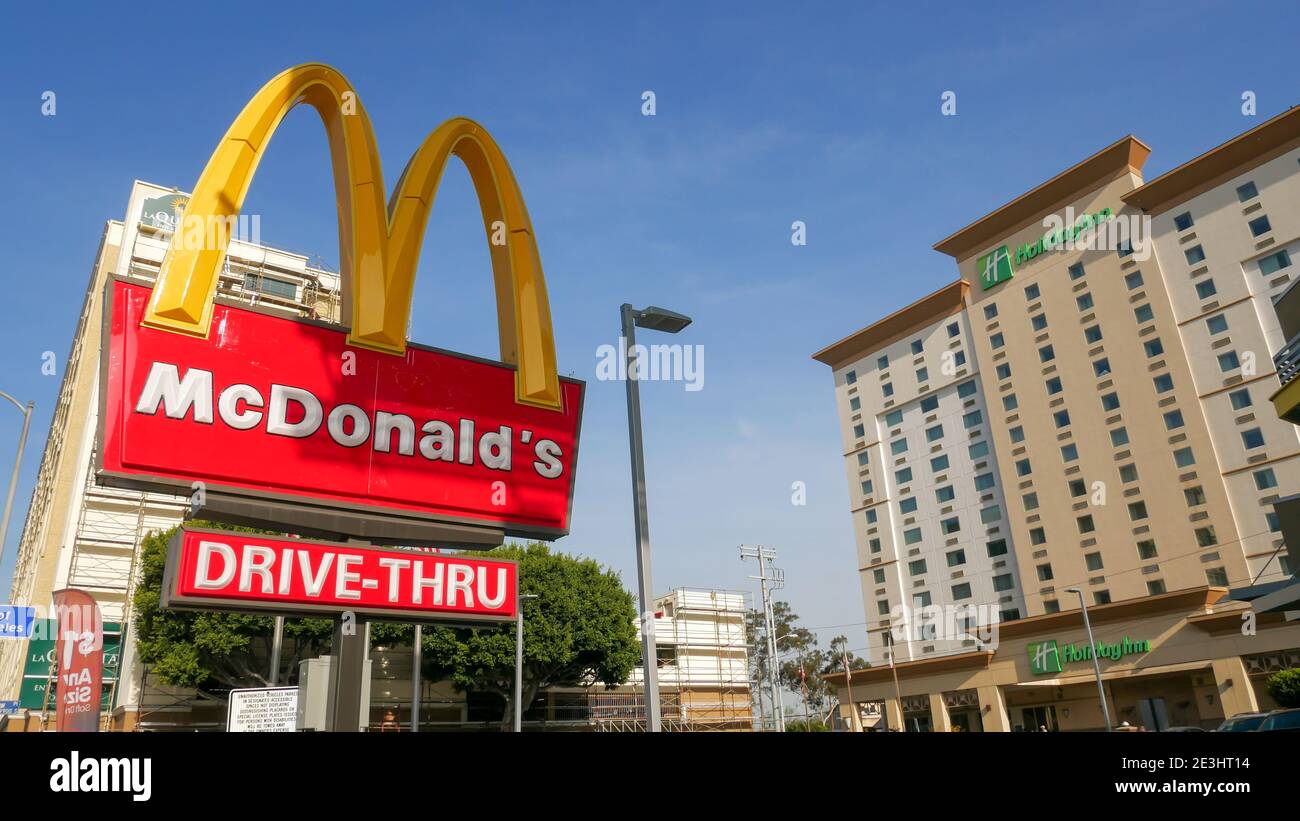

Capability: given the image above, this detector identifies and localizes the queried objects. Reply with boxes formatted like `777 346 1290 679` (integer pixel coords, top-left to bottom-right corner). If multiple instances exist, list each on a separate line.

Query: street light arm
0 391 30 415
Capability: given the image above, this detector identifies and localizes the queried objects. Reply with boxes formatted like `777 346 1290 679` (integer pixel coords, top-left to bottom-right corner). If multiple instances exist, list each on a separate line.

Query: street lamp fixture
620 302 693 734
1064 587 1113 732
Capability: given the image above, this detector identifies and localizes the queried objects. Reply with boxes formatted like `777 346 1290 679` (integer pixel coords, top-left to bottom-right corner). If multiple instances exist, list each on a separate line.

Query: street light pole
1065 587 1112 732
513 593 539 732
0 390 33 577
620 303 692 734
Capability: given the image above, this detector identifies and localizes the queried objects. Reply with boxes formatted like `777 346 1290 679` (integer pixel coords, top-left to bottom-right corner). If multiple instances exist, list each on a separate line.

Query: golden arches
141 63 561 410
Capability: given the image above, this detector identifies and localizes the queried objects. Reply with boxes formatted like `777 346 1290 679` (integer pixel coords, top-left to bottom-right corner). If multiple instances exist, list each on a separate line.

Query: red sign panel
162 528 518 622
99 279 583 539
52 589 104 733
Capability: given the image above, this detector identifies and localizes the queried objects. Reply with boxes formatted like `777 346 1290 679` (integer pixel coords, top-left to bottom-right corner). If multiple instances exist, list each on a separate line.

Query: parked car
1256 708 1300 732
1216 712 1268 732
1163 726 1207 732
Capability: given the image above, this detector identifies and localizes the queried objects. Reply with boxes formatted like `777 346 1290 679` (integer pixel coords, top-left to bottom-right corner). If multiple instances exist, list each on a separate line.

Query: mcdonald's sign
96 64 584 542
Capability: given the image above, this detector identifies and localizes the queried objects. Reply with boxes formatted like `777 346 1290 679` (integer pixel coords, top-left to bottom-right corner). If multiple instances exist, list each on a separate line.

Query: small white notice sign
227 686 299 732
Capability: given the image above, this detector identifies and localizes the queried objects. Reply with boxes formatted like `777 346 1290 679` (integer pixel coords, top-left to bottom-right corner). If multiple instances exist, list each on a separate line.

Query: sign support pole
327 615 368 731
411 624 422 733
269 615 284 686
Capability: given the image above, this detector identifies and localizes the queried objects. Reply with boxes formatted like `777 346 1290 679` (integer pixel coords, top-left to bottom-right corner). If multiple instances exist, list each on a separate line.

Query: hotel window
1134 304 1154 324
1185 245 1206 265
921 395 939 413
1009 425 1025 443
1044 600 1061 614
849 397 861 412
1028 528 1046 546
1110 427 1129 446
1069 262 1086 281
890 438 908 455
1061 443 1079 462
1173 211 1194 231
1084 552 1104 571
1039 344 1056 362
953 350 966 367
1023 492 1039 511
963 410 983 428
947 322 960 338
866 509 878 524
996 363 1012 380
1162 409 1184 430
1084 324 1103 344
1069 478 1087 497
1249 215 1272 236
1076 293 1094 311
935 485 956 503
1000 608 1022 622
846 369 858 384
1195 279 1217 300
1015 458 1032 477
1025 283 1041 301
1184 486 1206 506
1144 338 1164 358
911 339 924 355
1003 394 1018 411
862 481 873 496
909 558 927 576
869 538 881 553
1195 526 1218 547
984 303 998 320
895 467 913 484
873 567 886 584
1259 249 1292 275
941 517 961 535
853 424 865 439
916 367 929 382
931 454 950 473
899 496 918 514
952 583 972 600
1173 447 1196 467
886 409 904 426
883 382 895 397
1054 410 1071 428
1118 239 1133 258
1229 388 1253 410
1241 427 1265 449
856 451 870 467
904 528 923 545
974 472 995 491
1268 512 1282 532
1036 563 1054 581
877 599 891 616
1236 180 1259 201
1146 580 1167 596
957 379 977 398
1153 374 1174 393
1128 501 1148 521
1125 271 1144 290
925 424 944 442
877 355 888 369
1094 591 1111 605
990 331 1005 349
244 274 297 300
1206 314 1229 334
992 574 1015 592
1046 376 1063 395
1254 468 1278 490
1137 539 1158 559
968 441 989 459
1120 463 1139 483
1100 392 1120 411
1206 567 1229 587
1077 514 1096 534
987 538 1009 556
980 505 1002 524
1093 358 1111 377
1031 313 1048 331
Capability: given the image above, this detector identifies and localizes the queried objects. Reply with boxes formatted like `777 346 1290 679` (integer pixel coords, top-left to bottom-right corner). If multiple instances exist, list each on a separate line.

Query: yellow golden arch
142 63 560 410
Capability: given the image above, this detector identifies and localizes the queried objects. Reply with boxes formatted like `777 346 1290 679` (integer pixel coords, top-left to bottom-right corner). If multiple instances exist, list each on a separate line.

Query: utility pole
740 544 785 732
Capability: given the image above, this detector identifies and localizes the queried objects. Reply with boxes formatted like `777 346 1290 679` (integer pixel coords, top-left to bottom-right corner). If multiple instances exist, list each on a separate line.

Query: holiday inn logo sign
1027 636 1151 676
975 207 1117 291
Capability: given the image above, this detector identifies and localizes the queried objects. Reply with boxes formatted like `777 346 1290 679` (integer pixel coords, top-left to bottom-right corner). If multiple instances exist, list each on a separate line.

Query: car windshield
1262 712 1300 730
1221 716 1264 731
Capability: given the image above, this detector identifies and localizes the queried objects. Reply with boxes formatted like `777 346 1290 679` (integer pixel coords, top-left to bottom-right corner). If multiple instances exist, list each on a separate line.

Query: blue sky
0 1 1296 653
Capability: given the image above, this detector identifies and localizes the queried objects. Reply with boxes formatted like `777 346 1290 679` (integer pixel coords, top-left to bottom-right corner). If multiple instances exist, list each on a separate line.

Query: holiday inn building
815 107 1300 730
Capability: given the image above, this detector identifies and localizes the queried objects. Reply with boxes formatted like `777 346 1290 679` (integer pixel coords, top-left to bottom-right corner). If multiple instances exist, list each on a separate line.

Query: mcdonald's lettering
97 64 584 540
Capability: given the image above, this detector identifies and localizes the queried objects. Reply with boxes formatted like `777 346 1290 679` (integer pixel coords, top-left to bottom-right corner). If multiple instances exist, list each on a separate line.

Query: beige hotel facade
815 107 1300 730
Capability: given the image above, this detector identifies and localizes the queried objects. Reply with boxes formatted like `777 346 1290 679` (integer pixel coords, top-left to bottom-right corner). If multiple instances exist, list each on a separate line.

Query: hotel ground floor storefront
827 587 1300 732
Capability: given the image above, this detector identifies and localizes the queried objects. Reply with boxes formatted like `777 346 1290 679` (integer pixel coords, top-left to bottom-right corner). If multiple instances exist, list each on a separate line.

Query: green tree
132 524 333 696
745 603 868 721
1266 667 1300 708
372 541 639 729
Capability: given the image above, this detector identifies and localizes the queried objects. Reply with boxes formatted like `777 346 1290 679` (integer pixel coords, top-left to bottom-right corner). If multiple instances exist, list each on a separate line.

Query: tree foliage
746 601 868 719
1266 667 1300 708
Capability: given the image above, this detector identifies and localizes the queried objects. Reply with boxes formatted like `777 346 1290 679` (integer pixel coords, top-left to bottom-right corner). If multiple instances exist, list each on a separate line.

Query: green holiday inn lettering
974 207 1116 291
1027 635 1150 676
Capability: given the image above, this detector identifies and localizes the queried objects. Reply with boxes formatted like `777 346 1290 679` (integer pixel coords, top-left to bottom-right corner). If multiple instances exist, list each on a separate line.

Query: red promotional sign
162 527 518 622
98 279 584 540
52 589 104 733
